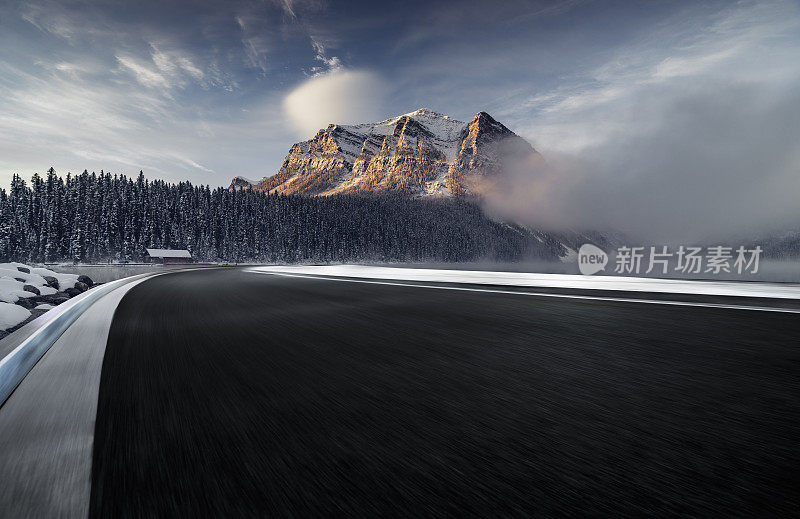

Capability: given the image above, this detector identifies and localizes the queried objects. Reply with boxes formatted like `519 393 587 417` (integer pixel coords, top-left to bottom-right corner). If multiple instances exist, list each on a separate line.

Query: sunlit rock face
230 109 539 198
446 111 539 197
229 176 257 190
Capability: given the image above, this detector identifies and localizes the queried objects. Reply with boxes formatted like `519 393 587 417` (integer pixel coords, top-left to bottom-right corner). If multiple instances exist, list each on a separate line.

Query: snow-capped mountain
230 109 539 197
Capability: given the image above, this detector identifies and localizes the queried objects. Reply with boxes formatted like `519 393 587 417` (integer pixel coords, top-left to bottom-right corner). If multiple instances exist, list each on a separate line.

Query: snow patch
0 302 30 330
30 267 79 291
0 279 31 303
0 262 82 331
338 109 466 163
0 265 47 286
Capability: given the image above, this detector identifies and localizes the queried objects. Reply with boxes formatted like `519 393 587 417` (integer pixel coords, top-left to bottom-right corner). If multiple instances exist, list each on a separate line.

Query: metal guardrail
0 273 155 407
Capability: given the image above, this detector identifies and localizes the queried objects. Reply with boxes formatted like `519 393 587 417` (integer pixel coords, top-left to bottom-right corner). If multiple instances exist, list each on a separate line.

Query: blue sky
1 0 799 236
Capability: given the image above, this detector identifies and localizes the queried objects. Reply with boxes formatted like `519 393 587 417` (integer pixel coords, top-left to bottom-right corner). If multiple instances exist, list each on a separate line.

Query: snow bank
0 264 48 286
0 262 80 289
0 302 30 330
0 262 83 332
38 286 58 296
29 267 79 291
0 278 31 304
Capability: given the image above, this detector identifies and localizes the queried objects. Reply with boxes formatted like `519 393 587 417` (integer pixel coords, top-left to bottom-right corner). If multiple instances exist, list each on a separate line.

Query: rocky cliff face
231 109 539 197
230 176 257 190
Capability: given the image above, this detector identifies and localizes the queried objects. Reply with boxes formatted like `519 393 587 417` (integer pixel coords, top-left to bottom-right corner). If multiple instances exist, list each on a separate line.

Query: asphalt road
89 268 799 517
0 276 151 519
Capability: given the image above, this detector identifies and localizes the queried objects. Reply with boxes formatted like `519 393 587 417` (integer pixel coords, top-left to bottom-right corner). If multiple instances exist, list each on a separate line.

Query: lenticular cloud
284 69 386 136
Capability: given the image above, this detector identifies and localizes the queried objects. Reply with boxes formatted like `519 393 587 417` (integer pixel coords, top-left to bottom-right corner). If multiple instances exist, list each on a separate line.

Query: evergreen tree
0 170 556 264
0 189 10 262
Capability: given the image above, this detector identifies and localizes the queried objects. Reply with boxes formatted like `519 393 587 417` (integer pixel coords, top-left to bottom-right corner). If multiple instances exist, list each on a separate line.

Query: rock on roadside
23 284 41 296
1 262 97 335
43 275 59 290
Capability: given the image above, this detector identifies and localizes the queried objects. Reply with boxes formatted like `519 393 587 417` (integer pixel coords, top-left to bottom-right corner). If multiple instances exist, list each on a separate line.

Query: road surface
80 268 799 517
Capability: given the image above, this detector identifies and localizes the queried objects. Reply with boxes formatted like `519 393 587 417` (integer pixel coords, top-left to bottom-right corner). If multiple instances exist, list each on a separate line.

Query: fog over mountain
483 81 800 243
485 1 800 242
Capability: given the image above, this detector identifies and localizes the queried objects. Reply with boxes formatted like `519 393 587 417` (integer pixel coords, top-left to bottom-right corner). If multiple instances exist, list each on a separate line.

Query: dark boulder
75 282 89 293
77 275 94 287
64 288 82 298
29 308 49 320
15 277 26 283
23 284 41 296
38 292 72 305
16 266 30 274
32 293 63 305
43 275 59 289
0 330 8 340
14 297 36 309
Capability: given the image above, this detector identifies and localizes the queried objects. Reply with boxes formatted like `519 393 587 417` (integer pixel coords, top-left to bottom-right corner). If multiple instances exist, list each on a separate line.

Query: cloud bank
484 0 800 242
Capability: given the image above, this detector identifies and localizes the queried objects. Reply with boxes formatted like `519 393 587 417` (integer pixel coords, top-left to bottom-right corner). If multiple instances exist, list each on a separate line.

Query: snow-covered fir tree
0 169 558 264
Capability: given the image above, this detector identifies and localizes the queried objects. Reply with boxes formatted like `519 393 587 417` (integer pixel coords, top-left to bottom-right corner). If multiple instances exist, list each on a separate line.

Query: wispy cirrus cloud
116 55 172 89
0 0 300 184
308 37 342 75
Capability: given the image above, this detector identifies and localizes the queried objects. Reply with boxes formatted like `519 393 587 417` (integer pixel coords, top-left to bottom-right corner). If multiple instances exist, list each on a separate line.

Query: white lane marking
252 271 800 314
247 265 800 299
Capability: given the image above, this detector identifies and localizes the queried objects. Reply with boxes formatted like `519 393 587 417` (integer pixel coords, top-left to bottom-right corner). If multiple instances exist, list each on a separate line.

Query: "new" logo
578 243 608 275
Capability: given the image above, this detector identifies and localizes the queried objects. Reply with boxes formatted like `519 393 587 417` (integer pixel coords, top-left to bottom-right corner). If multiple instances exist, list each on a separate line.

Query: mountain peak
471 110 505 128
231 109 538 197
404 108 450 119
466 111 515 140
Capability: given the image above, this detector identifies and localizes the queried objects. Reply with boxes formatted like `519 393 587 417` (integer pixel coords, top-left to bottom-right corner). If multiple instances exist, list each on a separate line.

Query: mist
486 68 800 244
